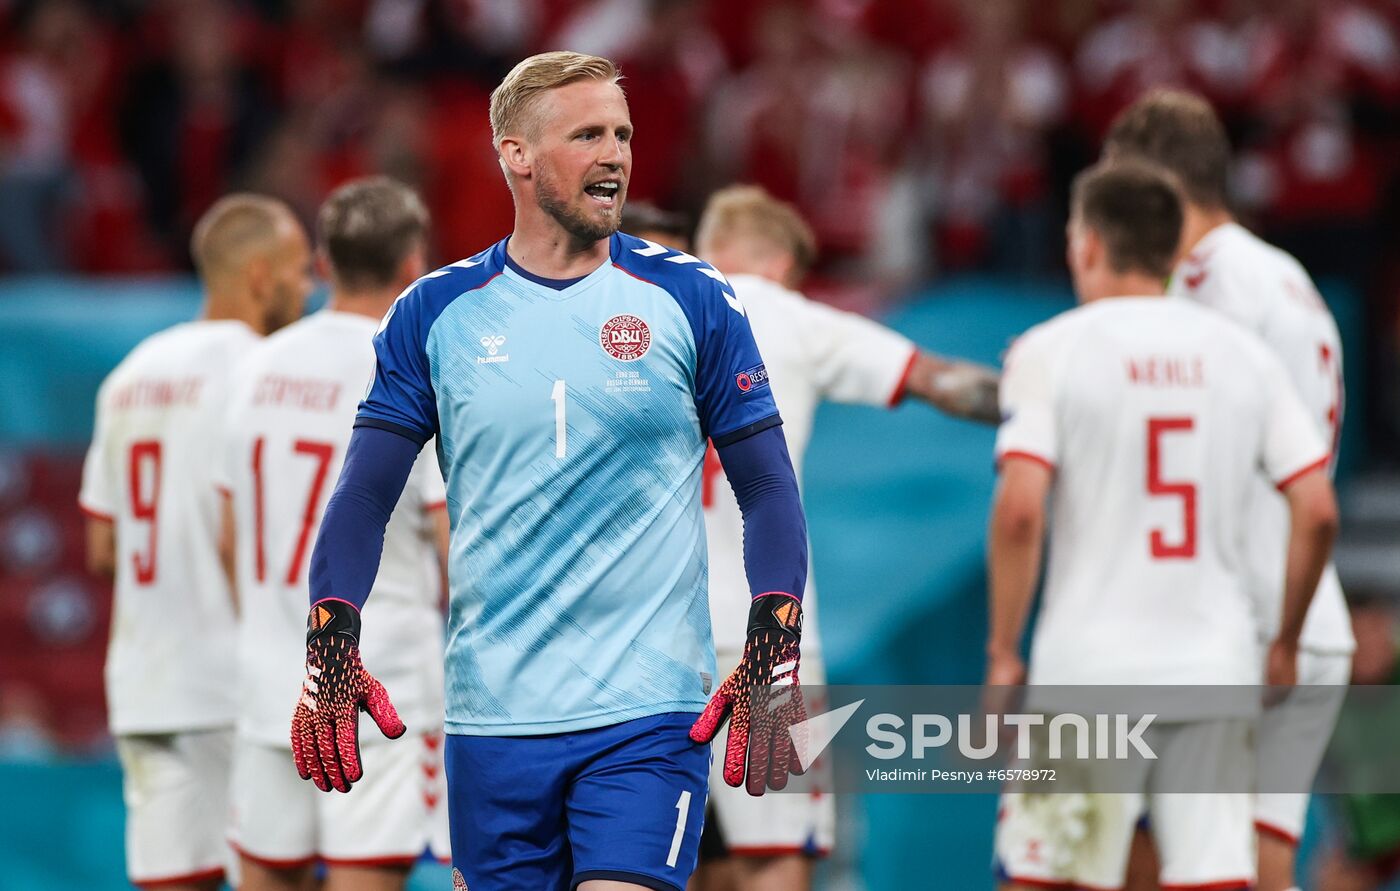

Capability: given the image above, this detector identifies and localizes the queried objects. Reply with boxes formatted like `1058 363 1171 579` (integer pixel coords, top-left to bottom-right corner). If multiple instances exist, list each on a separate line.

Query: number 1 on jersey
551 379 567 459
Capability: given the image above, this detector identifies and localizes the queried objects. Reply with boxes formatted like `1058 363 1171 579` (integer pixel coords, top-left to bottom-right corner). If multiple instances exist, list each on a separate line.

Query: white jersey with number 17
1169 222 1354 655
217 310 447 748
79 320 261 734
996 298 1328 687
702 273 917 657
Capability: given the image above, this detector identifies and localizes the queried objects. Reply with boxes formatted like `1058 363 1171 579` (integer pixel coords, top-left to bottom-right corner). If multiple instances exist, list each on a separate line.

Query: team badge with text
735 363 770 393
600 314 651 361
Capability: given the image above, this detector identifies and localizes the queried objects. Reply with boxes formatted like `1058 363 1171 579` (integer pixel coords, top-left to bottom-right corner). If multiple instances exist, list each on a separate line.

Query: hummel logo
477 335 509 365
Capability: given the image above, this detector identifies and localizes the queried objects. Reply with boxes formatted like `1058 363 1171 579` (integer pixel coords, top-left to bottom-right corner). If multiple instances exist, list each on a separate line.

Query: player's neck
1087 273 1167 303
1179 205 1235 257
507 209 612 280
328 288 399 321
202 291 267 334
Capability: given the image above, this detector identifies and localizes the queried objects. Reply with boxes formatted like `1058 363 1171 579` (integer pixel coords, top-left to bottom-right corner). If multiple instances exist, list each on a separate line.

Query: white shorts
996 720 1255 890
1255 648 1352 845
707 649 835 858
230 731 450 868
116 728 235 888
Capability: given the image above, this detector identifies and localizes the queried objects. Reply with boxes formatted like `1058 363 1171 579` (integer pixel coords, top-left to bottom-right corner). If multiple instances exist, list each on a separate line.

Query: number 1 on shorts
667 789 692 867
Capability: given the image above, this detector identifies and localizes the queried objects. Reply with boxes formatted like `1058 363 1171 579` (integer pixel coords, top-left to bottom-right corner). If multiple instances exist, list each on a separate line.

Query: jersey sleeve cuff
1275 455 1329 491
887 348 919 407
78 501 113 522
710 413 783 449
995 449 1056 473
353 415 433 446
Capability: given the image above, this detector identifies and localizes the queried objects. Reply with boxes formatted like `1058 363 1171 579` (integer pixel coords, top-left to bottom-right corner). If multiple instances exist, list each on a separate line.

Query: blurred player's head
621 202 691 253
490 51 630 245
1103 89 1231 213
316 176 431 301
695 185 817 289
191 193 311 334
1067 162 1182 304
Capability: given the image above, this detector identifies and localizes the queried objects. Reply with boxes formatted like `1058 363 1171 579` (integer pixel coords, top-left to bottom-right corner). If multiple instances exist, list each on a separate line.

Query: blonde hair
697 185 818 277
190 193 294 284
489 51 622 146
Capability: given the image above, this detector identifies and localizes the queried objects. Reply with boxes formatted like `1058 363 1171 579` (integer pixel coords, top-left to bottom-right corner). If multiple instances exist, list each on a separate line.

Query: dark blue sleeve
308 425 421 609
690 277 782 447
715 424 808 601
356 286 439 446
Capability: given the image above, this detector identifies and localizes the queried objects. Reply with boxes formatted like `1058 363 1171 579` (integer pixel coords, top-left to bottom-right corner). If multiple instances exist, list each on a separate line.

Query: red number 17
1146 417 1196 560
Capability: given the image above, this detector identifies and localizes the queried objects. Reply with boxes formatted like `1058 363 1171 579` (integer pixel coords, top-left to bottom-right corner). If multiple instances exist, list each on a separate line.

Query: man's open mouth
584 180 621 206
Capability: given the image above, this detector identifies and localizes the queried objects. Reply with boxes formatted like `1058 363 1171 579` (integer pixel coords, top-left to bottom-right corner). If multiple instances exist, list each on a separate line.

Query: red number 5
1146 418 1196 560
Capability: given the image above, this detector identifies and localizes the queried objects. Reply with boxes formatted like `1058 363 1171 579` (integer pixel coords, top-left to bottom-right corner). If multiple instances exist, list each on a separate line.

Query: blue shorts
445 712 709 891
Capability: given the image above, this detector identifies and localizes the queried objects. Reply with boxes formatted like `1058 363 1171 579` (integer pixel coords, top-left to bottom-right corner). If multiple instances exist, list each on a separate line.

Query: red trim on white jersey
133 866 225 888
1254 818 1299 847
423 499 447 512
321 854 420 868
232 841 317 870
1159 881 1250 891
886 348 919 407
78 502 113 522
999 873 1121 891
1275 455 1329 491
996 450 1056 473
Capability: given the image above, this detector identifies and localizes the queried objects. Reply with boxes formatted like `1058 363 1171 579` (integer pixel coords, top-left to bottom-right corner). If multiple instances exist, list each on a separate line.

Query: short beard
535 164 620 244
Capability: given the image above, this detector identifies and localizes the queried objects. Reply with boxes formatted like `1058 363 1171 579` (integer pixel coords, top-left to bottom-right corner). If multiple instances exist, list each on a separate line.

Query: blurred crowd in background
6 0 1400 284
4 0 1400 755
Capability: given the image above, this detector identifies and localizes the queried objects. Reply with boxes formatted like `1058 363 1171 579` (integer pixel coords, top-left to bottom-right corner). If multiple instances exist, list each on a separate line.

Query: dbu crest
600 314 652 361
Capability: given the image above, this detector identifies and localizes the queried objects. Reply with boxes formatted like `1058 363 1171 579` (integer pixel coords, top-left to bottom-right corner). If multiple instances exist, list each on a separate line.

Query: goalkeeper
290 51 810 891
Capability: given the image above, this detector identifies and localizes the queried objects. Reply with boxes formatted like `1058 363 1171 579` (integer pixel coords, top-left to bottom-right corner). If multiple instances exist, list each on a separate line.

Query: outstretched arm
902 352 1002 425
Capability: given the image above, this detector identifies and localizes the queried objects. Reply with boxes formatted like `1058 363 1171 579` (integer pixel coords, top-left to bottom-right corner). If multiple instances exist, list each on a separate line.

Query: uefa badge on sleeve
600 314 651 361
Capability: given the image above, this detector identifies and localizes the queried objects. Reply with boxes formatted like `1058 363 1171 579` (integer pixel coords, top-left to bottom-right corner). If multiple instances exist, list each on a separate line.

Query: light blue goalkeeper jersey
356 233 780 735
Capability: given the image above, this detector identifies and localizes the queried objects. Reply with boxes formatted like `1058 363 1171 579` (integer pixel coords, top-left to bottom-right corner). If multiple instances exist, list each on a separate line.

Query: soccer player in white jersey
79 195 311 891
988 162 1340 891
1103 89 1357 891
686 185 999 891
217 178 450 891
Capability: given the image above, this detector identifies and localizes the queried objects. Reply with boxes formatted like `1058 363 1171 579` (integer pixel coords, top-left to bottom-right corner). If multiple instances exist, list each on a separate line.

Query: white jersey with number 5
79 320 261 734
996 298 1328 687
1168 222 1354 655
217 310 446 747
703 274 916 657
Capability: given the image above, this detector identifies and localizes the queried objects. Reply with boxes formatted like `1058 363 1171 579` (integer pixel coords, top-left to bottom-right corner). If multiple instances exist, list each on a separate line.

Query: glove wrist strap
307 598 361 644
747 592 803 640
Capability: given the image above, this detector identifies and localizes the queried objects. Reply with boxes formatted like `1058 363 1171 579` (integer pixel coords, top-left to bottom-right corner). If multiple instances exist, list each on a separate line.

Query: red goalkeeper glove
690 592 807 796
291 599 405 792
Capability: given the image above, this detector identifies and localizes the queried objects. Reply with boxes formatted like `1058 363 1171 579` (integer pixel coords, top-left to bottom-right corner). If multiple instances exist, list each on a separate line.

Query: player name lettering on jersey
251 375 343 411
110 377 205 410
1124 355 1204 388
